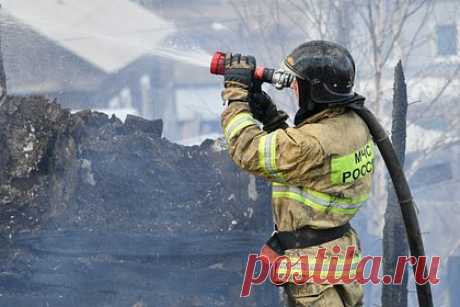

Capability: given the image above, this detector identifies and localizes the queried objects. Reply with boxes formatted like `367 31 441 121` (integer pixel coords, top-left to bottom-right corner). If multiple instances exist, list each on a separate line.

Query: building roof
2 0 209 74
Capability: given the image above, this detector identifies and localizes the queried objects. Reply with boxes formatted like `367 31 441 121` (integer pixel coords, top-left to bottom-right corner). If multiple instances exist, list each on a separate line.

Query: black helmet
283 40 357 105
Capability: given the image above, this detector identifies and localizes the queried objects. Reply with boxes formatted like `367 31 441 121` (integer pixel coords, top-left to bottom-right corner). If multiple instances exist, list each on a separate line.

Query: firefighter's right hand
221 53 256 104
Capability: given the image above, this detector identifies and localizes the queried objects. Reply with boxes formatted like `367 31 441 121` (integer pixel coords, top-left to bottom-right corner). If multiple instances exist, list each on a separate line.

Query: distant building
2 0 223 144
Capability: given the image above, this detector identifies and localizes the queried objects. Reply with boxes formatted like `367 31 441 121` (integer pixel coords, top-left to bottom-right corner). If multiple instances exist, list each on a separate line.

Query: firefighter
220 41 374 306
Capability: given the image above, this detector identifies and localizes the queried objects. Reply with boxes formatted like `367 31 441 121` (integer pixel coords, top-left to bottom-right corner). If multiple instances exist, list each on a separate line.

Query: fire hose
210 51 433 307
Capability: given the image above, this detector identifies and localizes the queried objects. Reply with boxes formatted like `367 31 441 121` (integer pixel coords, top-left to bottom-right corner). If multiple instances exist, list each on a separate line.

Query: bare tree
348 1 424 106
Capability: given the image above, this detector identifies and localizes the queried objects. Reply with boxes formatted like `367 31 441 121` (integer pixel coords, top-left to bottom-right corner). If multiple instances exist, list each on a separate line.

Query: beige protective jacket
222 101 373 231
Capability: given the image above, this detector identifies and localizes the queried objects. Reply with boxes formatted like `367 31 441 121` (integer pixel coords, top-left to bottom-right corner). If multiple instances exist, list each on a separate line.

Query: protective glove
250 91 289 132
221 53 256 104
221 53 288 131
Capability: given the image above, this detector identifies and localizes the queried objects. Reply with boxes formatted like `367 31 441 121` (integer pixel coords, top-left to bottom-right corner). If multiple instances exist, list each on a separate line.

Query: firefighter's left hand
250 91 275 122
222 53 256 104
250 91 289 132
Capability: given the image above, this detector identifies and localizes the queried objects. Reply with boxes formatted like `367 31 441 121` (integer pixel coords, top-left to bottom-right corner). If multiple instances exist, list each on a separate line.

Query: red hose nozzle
210 51 293 89
210 51 226 75
210 51 272 82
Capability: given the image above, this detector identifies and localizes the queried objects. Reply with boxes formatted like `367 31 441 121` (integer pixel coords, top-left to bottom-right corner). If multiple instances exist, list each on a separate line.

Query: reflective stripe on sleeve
258 131 285 181
272 183 368 215
224 112 257 141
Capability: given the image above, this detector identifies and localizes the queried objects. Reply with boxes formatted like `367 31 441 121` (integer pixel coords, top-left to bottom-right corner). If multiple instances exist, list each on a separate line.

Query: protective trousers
283 282 363 307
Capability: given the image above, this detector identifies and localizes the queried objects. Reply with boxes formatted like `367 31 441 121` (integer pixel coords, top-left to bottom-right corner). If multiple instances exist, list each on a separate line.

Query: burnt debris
0 95 276 306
